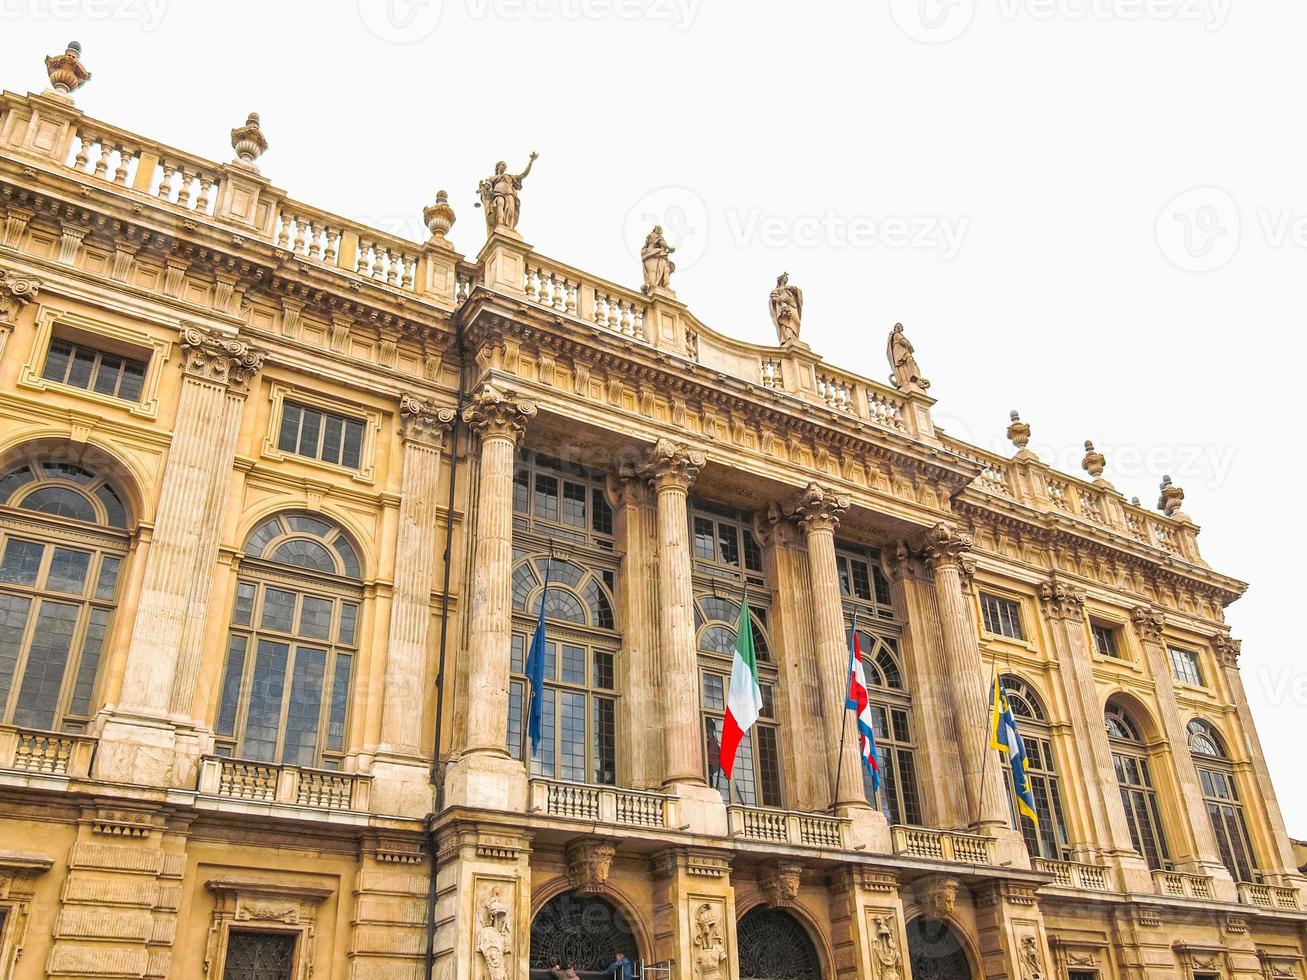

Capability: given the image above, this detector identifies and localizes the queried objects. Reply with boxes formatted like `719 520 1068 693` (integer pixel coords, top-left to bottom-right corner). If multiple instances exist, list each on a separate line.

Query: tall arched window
216 513 362 769
1188 718 1258 882
0 459 131 732
1106 701 1172 870
698 591 781 807
507 555 619 784
1000 675 1070 860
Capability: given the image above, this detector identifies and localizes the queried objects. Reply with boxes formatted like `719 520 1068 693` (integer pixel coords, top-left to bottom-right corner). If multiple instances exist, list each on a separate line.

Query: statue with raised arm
886 322 929 391
769 272 803 346
478 152 538 233
640 225 676 295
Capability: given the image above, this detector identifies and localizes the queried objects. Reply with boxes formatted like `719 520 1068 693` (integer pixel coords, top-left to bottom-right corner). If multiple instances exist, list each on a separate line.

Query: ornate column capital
179 323 267 394
1213 633 1242 668
608 462 651 509
1130 605 1166 643
399 394 456 445
922 521 975 579
460 383 536 444
881 540 921 583
0 268 41 324
1039 577 1087 622
753 502 801 550
636 437 705 493
783 482 849 534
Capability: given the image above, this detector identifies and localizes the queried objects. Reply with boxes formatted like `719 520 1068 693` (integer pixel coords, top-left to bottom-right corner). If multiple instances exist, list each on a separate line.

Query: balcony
890 826 997 865
0 726 94 779
197 756 371 812
1238 882 1301 911
1152 870 1214 900
728 806 849 849
1032 858 1112 891
530 779 674 829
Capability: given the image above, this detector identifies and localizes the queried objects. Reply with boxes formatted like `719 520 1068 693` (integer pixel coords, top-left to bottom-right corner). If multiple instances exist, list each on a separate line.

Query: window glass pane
216 635 248 737
338 603 358 645
717 523 740 566
534 475 559 522
223 930 297 979
260 588 297 631
12 600 80 729
278 403 302 453
281 646 326 767
332 538 360 579
507 680 523 760
118 359 146 402
593 696 616 785
701 673 725 711
513 469 530 513
46 548 91 595
0 467 33 503
242 640 289 763
20 486 95 523
299 595 333 640
560 644 585 685
896 748 923 825
591 488 613 535
705 716 725 796
42 341 72 383
320 414 345 466
327 653 351 752
755 725 782 806
542 590 586 624
530 689 555 778
693 517 715 561
232 582 256 626
0 595 33 710
743 530 763 573
68 348 95 388
93 355 123 396
270 539 336 574
732 732 758 805
69 607 109 716
0 539 44 586
559 690 586 782
342 419 365 470
562 482 587 528
510 633 526 674
95 556 122 600
297 407 323 459
594 650 614 690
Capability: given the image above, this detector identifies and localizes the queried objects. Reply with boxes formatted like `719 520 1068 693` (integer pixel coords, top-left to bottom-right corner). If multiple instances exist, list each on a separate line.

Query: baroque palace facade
0 42 1301 980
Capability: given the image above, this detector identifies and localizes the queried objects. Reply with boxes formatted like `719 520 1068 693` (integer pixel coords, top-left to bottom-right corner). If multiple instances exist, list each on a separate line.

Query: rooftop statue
887 322 929 392
640 226 676 295
477 152 538 234
769 272 803 346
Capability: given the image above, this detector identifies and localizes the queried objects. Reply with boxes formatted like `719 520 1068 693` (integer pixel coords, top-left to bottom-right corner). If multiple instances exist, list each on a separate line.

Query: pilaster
828 868 909 980
649 847 736 980
972 879 1053 980
348 833 430 980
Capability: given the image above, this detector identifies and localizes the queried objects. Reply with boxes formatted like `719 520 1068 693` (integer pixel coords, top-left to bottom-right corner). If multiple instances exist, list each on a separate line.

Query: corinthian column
784 484 866 810
921 522 1010 834
636 439 706 789
371 396 455 817
97 324 266 788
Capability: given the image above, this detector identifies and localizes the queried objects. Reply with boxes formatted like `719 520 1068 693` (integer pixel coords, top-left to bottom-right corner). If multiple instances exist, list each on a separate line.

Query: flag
523 560 552 755
845 616 881 792
991 677 1039 825
720 593 763 780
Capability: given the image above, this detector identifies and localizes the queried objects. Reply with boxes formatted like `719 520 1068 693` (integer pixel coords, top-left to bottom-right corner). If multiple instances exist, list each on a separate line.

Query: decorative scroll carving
1214 633 1242 668
871 914 903 980
565 839 615 896
475 887 513 980
461 383 537 444
1038 578 1086 622
759 862 803 908
783 482 849 533
692 903 729 980
179 323 267 394
0 269 40 324
1130 606 1165 643
399 394 456 444
637 438 705 492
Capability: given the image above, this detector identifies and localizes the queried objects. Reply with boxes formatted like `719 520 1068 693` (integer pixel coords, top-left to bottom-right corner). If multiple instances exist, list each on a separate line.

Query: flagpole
522 547 555 768
830 612 852 815
975 654 1000 827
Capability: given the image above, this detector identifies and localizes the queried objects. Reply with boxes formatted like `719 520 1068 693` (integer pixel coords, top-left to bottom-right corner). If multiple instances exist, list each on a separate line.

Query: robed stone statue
640 225 675 295
478 152 538 233
886 322 929 391
769 272 803 345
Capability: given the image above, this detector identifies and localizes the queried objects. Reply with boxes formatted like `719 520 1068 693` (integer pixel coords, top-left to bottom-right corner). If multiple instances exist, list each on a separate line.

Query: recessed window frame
1168 646 1205 688
1090 621 1125 659
261 383 381 483
979 591 1026 641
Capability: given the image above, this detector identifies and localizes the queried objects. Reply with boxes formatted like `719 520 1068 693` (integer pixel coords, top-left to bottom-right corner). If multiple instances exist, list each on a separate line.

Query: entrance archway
530 892 641 979
736 907 821 980
905 917 973 980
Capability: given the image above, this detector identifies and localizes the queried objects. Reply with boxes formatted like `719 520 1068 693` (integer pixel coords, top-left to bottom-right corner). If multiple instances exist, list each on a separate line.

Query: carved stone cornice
636 437 705 493
1039 578 1086 622
758 862 804 908
178 323 267 394
0 268 40 324
1213 633 1241 668
398 394 455 445
460 382 536 444
783 482 849 535
565 838 616 896
922 522 976 581
1130 605 1165 643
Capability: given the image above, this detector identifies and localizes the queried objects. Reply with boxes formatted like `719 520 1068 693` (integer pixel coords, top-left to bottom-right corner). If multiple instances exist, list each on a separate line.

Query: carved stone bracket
637 438 705 493
758 862 803 908
922 522 976 581
399 394 456 445
1039 578 1086 622
915 875 961 923
753 502 800 550
179 323 267 394
608 462 652 510
565 839 616 896
0 269 40 325
783 482 849 533
1130 606 1165 643
461 383 536 444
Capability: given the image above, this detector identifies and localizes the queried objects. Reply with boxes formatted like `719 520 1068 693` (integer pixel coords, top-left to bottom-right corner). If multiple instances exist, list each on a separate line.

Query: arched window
1106 701 1172 870
216 513 362 768
736 907 821 980
854 629 921 827
507 555 619 785
1188 718 1259 882
1000 676 1070 861
698 591 780 807
0 459 131 732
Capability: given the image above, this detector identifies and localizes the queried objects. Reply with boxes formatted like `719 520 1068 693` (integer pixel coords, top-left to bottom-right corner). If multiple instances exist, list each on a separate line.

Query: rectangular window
1169 647 1204 686
980 593 1024 640
42 337 147 402
222 930 297 980
1091 623 1121 658
277 401 366 470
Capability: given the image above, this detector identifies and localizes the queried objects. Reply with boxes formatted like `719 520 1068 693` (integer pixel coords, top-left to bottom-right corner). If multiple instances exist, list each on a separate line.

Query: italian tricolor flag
719 593 763 779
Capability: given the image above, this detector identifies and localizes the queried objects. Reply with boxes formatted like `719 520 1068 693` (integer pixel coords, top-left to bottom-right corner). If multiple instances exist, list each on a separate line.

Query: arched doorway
736 907 821 980
530 892 641 979
905 917 973 980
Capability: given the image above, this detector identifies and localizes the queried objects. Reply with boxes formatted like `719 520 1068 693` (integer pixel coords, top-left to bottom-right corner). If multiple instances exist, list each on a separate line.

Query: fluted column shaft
377 397 455 755
638 439 706 787
119 326 266 718
923 523 1009 831
457 386 536 758
787 484 866 809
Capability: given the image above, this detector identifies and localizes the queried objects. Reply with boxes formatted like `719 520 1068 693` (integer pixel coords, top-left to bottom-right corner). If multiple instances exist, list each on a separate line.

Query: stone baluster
97 325 266 788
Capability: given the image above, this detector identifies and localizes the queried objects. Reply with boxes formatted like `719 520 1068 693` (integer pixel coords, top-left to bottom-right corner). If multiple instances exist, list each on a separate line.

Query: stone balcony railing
197 756 371 812
1152 869 1215 900
0 725 95 778
890 826 996 865
530 778 675 829
728 805 849 849
1238 881 1301 911
1032 858 1113 891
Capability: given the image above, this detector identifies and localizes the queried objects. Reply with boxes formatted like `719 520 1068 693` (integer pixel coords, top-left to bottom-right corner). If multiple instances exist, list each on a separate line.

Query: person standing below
551 963 580 980
603 952 634 980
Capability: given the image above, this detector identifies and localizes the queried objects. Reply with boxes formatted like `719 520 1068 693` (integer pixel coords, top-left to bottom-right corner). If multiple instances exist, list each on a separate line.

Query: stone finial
423 190 456 243
230 113 268 167
1157 475 1185 517
1081 440 1106 479
1006 410 1031 452
1131 496 1141 506
45 41 90 96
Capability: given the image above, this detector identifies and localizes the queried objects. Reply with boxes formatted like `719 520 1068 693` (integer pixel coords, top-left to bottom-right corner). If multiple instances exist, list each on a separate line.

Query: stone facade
0 46 1301 980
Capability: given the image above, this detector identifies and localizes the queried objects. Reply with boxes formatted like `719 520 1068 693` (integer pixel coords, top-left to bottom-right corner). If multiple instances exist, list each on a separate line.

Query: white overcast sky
4 2 1304 838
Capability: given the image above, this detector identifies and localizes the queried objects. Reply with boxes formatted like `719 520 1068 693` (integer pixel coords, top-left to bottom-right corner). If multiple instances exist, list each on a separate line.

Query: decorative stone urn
230 113 268 167
46 41 90 96
424 190 456 242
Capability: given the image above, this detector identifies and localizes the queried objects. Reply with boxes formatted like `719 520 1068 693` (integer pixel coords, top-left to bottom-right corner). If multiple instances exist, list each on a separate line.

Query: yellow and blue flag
990 678 1039 826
